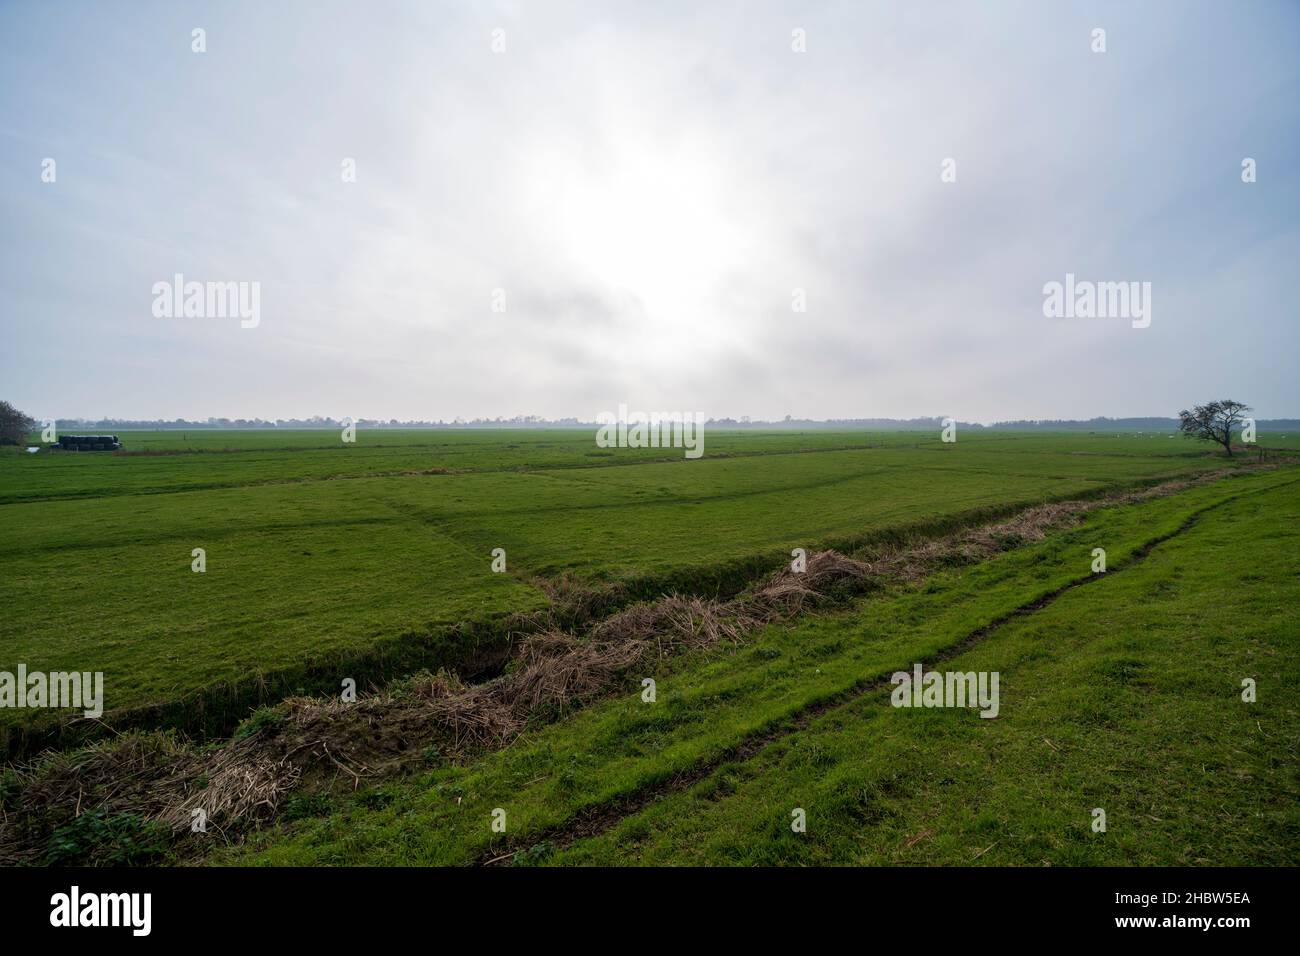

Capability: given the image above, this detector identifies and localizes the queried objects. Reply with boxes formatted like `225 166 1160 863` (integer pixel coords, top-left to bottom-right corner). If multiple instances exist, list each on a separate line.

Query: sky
1 0 1297 423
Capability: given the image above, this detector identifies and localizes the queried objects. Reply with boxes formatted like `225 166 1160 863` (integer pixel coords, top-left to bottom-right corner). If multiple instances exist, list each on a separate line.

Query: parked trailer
57 435 123 451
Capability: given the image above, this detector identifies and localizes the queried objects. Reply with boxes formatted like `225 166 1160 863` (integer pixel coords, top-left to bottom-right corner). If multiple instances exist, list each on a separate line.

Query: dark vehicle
57 434 122 451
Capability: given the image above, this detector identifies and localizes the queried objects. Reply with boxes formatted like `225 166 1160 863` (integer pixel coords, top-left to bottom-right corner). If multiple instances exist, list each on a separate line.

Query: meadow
0 427 1295 867
0 428 1242 748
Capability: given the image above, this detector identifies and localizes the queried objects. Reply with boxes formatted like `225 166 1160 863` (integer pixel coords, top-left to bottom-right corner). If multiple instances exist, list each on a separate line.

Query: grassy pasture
1 429 909 503
0 429 1266 756
223 467 1298 866
551 474 1299 866
2 427 1269 504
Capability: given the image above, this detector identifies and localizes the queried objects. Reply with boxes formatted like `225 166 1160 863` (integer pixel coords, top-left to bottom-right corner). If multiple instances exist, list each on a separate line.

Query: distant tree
0 400 37 446
1177 399 1250 456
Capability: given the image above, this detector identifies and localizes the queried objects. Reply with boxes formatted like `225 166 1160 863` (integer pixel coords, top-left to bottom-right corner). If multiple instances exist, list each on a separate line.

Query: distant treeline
46 415 1300 431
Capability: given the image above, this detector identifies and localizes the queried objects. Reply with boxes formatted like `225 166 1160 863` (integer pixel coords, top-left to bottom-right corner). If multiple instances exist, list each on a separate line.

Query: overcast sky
1 0 1297 423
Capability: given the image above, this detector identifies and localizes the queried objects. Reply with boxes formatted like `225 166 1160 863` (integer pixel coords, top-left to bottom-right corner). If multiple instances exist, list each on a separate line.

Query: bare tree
0 400 37 446
1177 399 1250 457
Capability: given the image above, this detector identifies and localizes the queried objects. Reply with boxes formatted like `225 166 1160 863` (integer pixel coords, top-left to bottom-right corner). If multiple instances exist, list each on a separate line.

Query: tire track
477 478 1288 865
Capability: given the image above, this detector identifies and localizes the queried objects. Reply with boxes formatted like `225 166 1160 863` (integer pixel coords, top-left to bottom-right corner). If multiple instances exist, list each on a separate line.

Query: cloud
1 0 1297 420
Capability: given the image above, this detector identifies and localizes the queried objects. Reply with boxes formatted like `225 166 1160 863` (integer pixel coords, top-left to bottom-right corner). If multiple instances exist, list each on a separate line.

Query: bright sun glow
548 145 745 349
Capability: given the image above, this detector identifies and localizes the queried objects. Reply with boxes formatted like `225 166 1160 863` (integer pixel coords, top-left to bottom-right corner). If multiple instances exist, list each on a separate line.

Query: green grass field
1 428 1295 867
0 430 1247 744
221 466 1298 866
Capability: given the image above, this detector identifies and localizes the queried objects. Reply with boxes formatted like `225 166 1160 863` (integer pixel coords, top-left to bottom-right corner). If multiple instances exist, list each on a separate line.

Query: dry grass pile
750 550 874 614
